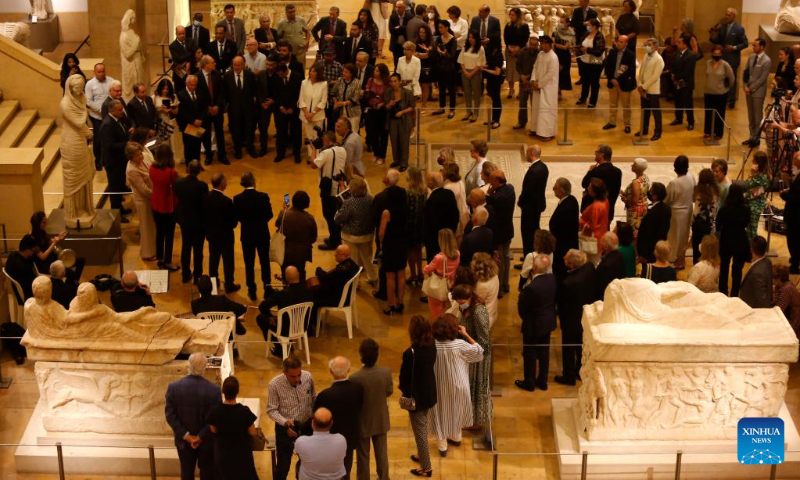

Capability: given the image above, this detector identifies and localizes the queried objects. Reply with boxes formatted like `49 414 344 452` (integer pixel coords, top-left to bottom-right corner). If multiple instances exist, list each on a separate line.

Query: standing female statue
60 74 96 228
120 9 145 101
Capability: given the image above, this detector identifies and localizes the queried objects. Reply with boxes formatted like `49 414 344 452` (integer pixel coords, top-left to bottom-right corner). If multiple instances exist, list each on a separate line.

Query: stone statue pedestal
46 209 121 266
24 14 59 52
760 24 800 74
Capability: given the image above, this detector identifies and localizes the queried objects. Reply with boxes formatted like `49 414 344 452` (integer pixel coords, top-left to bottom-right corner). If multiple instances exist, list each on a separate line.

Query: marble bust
60 74 97 229
776 0 800 34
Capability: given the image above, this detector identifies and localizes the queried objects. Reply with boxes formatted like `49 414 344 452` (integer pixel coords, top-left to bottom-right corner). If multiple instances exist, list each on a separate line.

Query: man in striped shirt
267 356 317 480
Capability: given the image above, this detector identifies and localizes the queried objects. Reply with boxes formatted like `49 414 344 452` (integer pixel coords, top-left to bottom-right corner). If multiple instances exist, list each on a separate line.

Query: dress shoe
410 468 433 477
225 283 241 294
431 109 445 116
535 382 548 391
419 296 428 303
602 123 616 130
120 216 130 223
219 157 231 165
624 126 631 134
235 321 247 336
513 263 523 270
164 264 181 272
259 149 268 157
687 124 694 131
503 285 510 294
274 155 285 163
182 274 192 284
234 151 243 160
248 290 257 301
537 135 554 142
372 290 388 301
446 439 462 447
121 208 133 215
575 99 586 105
438 449 448 457
554 375 576 386
491 122 500 129
247 149 258 158
633 131 647 137
575 79 583 85
528 131 537 137
514 380 535 392
512 123 525 129
650 133 661 141
204 157 213 166
669 119 682 126
318 242 338 251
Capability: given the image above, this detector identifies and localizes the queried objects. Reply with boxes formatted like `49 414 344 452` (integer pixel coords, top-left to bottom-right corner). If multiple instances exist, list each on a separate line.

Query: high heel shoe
383 306 396 316
395 304 405 313
410 468 433 477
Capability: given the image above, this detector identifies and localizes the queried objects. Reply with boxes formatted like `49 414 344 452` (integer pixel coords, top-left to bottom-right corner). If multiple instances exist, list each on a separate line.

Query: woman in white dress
298 63 328 162
59 74 96 227
471 252 499 328
153 78 183 164
687 233 720 293
665 155 696 269
429 314 483 457
396 41 421 97
442 162 470 240
124 143 156 260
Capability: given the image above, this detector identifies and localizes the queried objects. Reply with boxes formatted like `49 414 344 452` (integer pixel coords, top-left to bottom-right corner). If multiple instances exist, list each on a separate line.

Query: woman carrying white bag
422 228 460 319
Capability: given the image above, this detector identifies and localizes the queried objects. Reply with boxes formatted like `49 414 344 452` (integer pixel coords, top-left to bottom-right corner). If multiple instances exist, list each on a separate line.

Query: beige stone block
0 147 44 237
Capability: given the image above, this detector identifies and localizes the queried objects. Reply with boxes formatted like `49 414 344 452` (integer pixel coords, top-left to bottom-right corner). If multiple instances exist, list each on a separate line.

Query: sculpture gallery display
209 1 320 37
0 22 30 46
776 0 800 35
59 74 97 229
119 9 145 102
578 279 799 441
28 0 53 20
600 8 615 46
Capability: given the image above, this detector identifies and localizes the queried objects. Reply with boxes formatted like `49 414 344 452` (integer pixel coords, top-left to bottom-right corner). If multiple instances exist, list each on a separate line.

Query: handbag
399 348 417 411
579 233 598 255
422 256 451 301
270 211 286 264
250 427 268 451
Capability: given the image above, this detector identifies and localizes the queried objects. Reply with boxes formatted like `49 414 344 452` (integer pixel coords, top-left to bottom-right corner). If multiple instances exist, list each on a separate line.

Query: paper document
184 124 206 138
134 269 169 294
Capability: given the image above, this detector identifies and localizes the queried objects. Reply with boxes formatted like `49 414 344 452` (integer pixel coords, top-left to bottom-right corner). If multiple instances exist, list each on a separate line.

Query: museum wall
0 0 88 43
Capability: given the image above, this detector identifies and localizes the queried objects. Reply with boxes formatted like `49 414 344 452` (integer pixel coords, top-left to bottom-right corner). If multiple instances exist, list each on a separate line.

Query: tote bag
270 211 286 264
578 234 598 255
422 256 451 301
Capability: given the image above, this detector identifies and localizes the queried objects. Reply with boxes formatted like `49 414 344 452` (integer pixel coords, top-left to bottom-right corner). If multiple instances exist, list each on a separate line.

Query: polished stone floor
2 48 799 479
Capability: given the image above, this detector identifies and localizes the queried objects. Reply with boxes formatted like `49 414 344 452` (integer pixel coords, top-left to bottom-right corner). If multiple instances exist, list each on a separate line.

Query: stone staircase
0 97 62 212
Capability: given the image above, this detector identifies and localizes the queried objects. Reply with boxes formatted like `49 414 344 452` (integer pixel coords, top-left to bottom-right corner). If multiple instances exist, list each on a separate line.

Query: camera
772 88 787 99
304 125 324 149
155 118 175 141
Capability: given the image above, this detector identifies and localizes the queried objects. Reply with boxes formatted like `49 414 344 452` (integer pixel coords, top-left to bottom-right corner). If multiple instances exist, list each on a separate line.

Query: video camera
155 117 175 142
772 88 787 99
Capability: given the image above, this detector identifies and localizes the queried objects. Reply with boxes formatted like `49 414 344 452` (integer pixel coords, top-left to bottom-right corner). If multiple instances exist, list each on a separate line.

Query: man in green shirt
277 4 310 64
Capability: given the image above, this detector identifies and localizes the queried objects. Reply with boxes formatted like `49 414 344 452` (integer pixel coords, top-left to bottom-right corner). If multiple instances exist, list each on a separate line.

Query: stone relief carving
0 22 31 46
210 1 319 38
776 0 800 35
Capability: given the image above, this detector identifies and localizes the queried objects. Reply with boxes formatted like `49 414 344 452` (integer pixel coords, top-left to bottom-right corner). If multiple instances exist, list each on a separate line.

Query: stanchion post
149 444 157 480
633 107 649 145
674 450 682 480
492 452 498 480
118 235 124 278
557 108 573 146
487 106 492 142
770 464 777 480
726 125 733 163
415 108 421 168
56 442 65 480
581 451 588 480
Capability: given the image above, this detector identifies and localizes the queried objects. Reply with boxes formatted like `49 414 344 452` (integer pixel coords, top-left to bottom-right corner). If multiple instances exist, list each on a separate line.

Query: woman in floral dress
619 158 650 239
744 151 769 240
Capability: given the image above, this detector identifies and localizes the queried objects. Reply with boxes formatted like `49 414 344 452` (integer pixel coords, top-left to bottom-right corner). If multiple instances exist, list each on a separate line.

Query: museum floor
1 47 799 479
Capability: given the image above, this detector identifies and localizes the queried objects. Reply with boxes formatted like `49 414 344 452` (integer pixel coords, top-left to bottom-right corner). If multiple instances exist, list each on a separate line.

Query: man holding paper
176 75 208 164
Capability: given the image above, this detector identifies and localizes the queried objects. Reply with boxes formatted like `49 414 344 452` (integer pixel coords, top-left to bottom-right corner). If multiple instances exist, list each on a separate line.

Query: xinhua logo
738 417 784 465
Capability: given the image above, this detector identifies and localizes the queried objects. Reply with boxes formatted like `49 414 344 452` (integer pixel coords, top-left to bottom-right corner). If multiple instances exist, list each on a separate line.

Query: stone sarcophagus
578 279 799 442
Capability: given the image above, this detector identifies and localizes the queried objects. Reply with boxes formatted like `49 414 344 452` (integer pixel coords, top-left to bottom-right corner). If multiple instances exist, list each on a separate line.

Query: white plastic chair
268 302 313 365
197 311 237 374
3 267 25 327
316 267 362 339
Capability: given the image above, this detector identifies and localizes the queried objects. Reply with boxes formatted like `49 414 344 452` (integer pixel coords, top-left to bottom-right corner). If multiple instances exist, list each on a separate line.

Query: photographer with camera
312 131 347 251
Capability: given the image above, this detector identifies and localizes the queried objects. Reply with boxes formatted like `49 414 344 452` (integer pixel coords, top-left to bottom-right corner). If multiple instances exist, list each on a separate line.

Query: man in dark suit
569 0 598 44
255 55 278 156
464 188 497 236
49 260 78 309
204 173 240 293
549 178 580 281
165 352 221 480
602 35 637 132
314 356 364 477
739 236 773 308
312 244 360 308
126 83 158 132
223 55 257 159
233 172 274 301
460 206 494 266
670 34 697 130
555 250 594 386
256 266 314 342
636 182 671 264
388 1 414 69
110 271 155 312
487 171 517 295
186 13 211 52
781 152 800 273
191 275 247 336
595 232 625 301
176 76 209 168
254 15 279 56
354 52 374 89
101 80 129 120
170 25 198 63
470 5 501 50
5 235 39 302
341 23 371 65
270 63 303 162
311 7 348 61
710 7 748 108
197 55 228 165
205 25 237 72
580 144 622 227
424 171 459 261
517 145 549 261
216 3 246 54
516 255 557 392
174 160 208 283
100 100 131 217
277 41 306 80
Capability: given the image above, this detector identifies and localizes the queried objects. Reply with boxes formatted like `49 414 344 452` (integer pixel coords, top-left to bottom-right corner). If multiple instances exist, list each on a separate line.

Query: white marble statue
601 8 615 46
119 9 145 102
29 0 53 20
546 8 559 37
532 7 546 34
776 0 800 34
60 74 97 229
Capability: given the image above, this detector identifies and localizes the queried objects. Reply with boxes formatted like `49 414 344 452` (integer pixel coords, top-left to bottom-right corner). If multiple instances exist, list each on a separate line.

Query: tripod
738 98 786 180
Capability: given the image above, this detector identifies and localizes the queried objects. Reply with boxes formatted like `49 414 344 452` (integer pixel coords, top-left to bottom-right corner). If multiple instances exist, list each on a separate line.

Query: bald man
294 407 347 480
110 271 155 313
169 25 197 63
223 56 257 159
470 4 501 49
424 171 460 261
314 356 364 475
257 266 314 348
487 170 517 294
312 244 360 309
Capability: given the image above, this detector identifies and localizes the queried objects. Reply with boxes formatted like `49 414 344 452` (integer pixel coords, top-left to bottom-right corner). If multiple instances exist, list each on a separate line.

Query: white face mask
458 303 469 311
645 45 652 54
193 20 201 27
428 13 434 19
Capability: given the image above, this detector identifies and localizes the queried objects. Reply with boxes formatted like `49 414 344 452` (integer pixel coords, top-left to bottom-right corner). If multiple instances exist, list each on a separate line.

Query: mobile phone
284 193 290 205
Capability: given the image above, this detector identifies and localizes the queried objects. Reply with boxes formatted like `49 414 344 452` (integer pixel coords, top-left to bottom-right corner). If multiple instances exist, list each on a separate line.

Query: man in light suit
517 145 549 261
635 37 665 142
739 235 773 308
516 255 557 392
710 7 748 108
470 4 501 50
169 25 198 63
349 339 393 480
549 178 579 281
186 12 210 52
314 356 364 477
312 7 348 61
216 3 246 54
742 38 772 147
165 353 221 480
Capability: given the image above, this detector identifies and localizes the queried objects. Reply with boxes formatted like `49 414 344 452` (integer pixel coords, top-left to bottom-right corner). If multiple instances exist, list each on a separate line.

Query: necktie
218 42 223 58
180 41 185 50
358 69 362 81
284 78 288 86
141 98 147 112
481 19 486 39
228 21 235 42
237 73 242 89
352 37 358 59
193 28 197 41
191 91 196 102
206 73 213 100
330 20 335 36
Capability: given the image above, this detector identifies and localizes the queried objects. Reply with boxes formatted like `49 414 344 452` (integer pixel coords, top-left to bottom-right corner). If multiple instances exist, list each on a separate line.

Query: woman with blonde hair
298 63 328 162
423 228 460 319
641 240 677 283
687 234 720 292
436 147 456 167
405 167 427 287
125 142 156 260
334 176 376 283
471 252 499 328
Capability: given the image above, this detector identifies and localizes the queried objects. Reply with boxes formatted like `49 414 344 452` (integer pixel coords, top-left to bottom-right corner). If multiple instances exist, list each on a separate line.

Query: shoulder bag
270 210 286 264
422 256 451 301
399 348 417 411
250 426 268 451
642 263 653 280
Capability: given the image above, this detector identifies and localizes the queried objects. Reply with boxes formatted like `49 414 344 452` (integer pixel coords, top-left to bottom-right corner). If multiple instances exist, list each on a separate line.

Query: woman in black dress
503 8 530 99
399 315 437 477
641 240 678 283
432 21 458 118
378 177 408 314
553 14 575 97
717 184 751 296
774 47 795 92
415 25 437 112
482 45 505 129
29 211 85 281
208 376 259 480
357 8 380 63
60 53 86 91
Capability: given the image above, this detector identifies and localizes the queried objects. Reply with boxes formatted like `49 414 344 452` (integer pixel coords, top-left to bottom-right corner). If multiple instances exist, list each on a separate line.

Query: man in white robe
528 35 559 141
